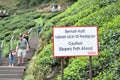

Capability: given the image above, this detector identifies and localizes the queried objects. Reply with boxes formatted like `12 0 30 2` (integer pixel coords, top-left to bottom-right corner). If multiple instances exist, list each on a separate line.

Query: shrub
4 31 11 37
4 34 12 42
0 34 5 40
24 21 36 29
32 13 41 19
24 44 60 80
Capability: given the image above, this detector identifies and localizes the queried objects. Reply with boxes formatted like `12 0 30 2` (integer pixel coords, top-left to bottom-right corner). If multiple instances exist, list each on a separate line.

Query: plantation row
0 9 59 56
24 0 120 80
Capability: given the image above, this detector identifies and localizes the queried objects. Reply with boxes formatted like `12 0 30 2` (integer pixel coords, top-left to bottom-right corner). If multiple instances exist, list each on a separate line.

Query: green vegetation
25 0 120 80
0 0 120 80
0 11 42 56
18 0 77 8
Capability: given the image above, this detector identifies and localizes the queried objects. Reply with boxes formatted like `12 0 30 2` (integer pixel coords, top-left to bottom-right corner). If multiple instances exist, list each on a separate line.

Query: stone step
0 66 25 70
0 36 39 80
0 74 23 79
1 63 28 66
1 60 30 65
0 70 24 74
0 78 22 80
1 56 33 61
1 59 27 63
0 53 34 64
29 37 39 49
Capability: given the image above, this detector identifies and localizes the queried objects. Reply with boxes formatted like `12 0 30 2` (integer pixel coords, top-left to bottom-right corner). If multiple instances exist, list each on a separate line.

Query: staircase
0 36 39 80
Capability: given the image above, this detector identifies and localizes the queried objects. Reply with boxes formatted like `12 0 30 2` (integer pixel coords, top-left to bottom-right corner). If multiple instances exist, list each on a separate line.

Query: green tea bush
32 13 41 19
50 0 112 25
7 24 18 30
99 0 118 8
45 12 61 19
13 29 21 35
56 5 100 26
15 10 26 15
24 44 60 80
22 0 120 80
75 1 120 27
24 21 36 29
57 57 89 80
0 34 5 40
0 4 4 8
4 34 12 42
4 31 11 37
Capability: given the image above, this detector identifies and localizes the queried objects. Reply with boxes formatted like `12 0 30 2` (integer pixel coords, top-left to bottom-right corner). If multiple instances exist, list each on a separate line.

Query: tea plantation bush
25 0 120 80
0 11 41 55
24 44 60 80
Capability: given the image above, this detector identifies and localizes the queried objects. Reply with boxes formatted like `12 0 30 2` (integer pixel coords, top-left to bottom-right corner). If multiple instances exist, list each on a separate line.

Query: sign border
52 26 99 58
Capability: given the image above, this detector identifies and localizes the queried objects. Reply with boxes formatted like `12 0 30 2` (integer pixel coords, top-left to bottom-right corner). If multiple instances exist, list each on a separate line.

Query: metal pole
0 48 1 66
89 56 92 80
0 48 1 61
61 58 64 80
9 43 10 53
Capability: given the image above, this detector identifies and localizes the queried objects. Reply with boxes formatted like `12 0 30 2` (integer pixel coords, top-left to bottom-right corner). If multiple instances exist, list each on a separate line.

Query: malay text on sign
53 26 98 57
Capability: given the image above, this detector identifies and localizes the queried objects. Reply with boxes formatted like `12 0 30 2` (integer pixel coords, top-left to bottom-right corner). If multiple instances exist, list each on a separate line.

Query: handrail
0 27 37 60
28 28 33 34
1 40 4 48
28 27 38 38
0 27 38 65
10 35 14 50
0 40 4 61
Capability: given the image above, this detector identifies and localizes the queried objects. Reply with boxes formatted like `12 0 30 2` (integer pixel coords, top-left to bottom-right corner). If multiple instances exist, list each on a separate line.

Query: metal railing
10 36 15 50
0 27 38 62
0 40 4 63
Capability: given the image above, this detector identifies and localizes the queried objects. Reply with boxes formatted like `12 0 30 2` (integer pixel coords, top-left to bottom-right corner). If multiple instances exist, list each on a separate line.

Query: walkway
0 36 39 80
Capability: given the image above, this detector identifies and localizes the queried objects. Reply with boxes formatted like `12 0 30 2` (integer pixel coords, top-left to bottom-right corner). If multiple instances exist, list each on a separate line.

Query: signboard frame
52 26 99 58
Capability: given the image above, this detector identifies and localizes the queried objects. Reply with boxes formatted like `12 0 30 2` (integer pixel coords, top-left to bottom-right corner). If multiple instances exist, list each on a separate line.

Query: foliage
1 0 120 80
24 44 60 80
24 21 36 29
18 0 77 7
75 1 120 27
26 0 120 80
0 11 40 55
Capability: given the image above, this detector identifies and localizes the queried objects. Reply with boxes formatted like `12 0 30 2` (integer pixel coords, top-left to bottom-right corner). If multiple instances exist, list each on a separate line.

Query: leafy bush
4 31 11 37
0 34 5 40
0 10 41 55
0 4 4 8
45 12 61 19
24 44 60 80
75 1 120 27
57 57 89 80
13 29 21 35
24 21 36 29
31 0 120 80
4 34 12 42
32 13 41 19
15 10 26 15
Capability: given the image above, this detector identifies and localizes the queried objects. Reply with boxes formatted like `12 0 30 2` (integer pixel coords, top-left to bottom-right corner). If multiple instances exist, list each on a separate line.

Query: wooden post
89 56 92 80
61 58 64 80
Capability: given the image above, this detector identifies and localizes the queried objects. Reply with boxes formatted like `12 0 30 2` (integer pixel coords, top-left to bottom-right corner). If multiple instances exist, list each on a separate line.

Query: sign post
61 58 64 80
52 26 98 80
89 56 92 80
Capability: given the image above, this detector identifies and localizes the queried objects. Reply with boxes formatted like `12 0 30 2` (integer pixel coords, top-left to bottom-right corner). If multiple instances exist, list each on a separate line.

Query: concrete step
1 61 27 66
0 70 24 74
0 78 22 80
1 63 28 66
1 56 34 64
29 37 39 49
0 36 39 80
1 58 28 62
0 74 23 79
0 66 26 70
